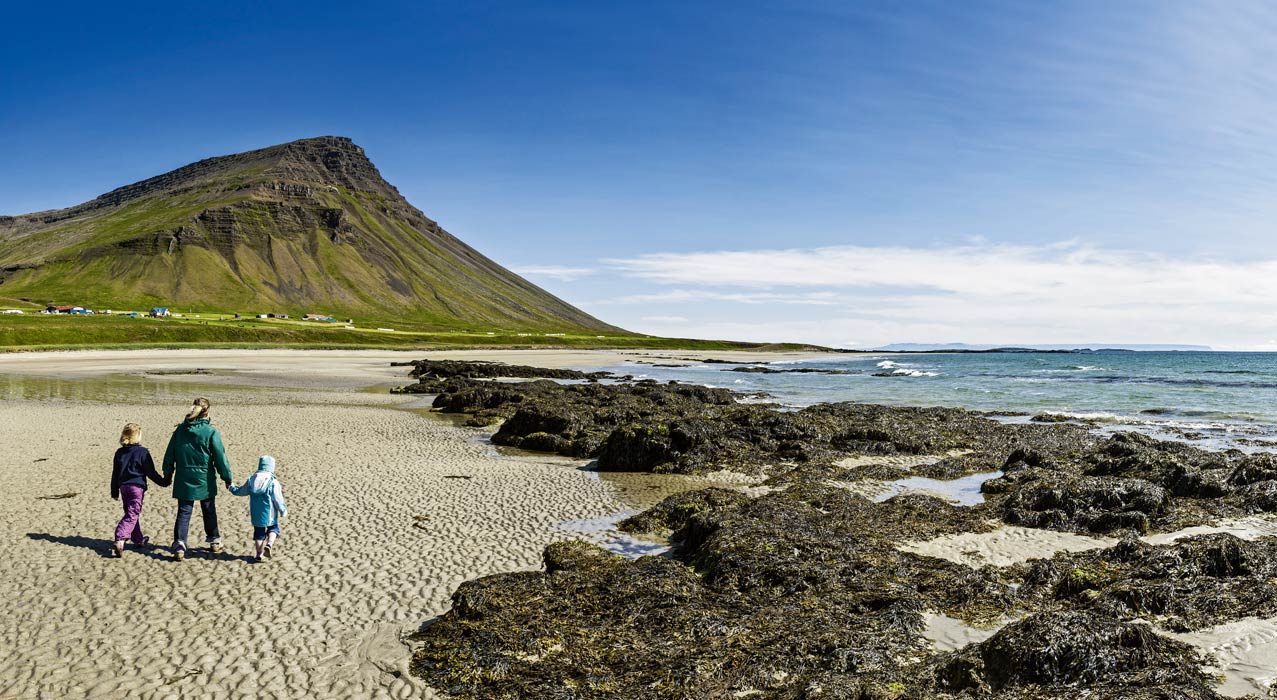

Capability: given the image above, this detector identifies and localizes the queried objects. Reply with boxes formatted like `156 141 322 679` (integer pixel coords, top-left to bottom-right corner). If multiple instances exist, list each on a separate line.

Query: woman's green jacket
162 418 233 501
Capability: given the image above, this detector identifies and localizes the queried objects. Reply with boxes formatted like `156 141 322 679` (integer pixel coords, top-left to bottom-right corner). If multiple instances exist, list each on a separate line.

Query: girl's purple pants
114 484 148 544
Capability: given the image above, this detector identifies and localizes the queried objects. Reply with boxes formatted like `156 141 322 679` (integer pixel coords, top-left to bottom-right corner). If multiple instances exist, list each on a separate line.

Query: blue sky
4 1 1277 348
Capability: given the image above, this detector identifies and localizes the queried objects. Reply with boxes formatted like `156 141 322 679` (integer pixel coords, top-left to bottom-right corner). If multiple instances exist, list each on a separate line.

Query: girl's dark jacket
111 444 169 500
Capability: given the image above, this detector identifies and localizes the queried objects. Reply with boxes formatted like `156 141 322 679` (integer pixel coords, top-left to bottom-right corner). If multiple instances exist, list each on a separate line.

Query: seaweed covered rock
393 359 612 394
1003 475 1169 534
934 611 1216 697
413 487 1018 700
1085 432 1234 498
427 373 1099 476
1018 533 1277 630
414 538 930 699
683 485 1009 619
617 488 750 538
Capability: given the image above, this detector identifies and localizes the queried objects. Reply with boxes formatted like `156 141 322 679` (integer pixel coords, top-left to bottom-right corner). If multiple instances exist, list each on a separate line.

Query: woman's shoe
173 546 185 562
209 542 225 554
111 541 124 558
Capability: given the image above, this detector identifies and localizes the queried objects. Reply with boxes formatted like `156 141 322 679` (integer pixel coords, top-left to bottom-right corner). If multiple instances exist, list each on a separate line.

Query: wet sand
0 347 830 389
904 516 1277 696
0 351 749 699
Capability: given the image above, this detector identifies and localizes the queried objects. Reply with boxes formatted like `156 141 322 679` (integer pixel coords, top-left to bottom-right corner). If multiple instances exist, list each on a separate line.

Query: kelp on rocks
413 373 1099 476
398 360 1277 699
1016 533 1277 632
413 486 1021 700
412 482 1236 699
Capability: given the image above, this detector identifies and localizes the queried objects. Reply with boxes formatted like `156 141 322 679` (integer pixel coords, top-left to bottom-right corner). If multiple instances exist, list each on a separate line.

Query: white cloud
596 289 842 306
510 265 595 281
603 242 1277 349
640 315 689 323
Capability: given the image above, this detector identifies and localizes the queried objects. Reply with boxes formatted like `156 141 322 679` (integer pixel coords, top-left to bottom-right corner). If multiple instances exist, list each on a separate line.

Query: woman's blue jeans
172 497 220 549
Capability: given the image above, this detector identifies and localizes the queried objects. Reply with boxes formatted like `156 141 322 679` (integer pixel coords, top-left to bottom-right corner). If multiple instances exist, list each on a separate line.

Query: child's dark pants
114 484 148 544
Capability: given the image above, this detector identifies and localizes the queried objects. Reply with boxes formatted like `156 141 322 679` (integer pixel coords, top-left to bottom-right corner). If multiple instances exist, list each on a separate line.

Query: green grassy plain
0 310 821 353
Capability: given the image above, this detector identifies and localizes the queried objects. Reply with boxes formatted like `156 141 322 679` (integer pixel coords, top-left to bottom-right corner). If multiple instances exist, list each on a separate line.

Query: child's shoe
263 543 272 559
137 536 151 550
111 541 124 558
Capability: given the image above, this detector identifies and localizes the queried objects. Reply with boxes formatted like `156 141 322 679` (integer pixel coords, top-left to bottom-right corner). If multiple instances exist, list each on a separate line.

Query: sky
4 1 1277 349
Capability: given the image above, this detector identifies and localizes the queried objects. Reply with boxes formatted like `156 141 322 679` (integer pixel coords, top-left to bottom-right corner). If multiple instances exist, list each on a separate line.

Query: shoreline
0 354 728 699
10 349 1277 698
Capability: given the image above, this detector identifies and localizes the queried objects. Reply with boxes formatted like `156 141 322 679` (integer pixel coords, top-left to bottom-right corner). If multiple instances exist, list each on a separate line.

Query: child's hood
246 457 278 495
245 471 277 495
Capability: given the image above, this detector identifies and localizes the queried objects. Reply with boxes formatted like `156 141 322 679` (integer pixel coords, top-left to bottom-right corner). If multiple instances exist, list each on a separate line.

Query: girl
110 423 169 557
228 455 288 561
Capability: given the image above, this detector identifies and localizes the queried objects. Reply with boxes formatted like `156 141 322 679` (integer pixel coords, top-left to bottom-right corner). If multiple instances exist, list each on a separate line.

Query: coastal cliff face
0 137 620 331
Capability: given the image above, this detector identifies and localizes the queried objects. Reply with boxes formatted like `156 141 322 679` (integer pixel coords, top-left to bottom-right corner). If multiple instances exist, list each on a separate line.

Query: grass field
0 312 822 353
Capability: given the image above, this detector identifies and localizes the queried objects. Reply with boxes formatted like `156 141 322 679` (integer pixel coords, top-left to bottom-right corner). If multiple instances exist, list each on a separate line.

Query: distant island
874 342 1213 352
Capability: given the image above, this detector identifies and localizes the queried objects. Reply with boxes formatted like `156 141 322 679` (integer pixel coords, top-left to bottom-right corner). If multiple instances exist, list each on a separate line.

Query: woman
162 397 234 561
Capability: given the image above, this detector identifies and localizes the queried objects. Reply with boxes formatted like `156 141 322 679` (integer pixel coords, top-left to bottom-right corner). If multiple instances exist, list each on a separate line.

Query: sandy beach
0 349 801 699
0 348 831 388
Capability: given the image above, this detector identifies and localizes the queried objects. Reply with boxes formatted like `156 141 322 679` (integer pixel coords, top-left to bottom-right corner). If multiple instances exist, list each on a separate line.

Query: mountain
0 136 621 332
874 343 1213 352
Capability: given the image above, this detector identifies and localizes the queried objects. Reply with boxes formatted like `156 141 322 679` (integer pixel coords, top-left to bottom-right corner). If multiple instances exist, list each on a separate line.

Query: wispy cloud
604 242 1277 349
509 265 596 281
595 289 843 306
640 315 689 323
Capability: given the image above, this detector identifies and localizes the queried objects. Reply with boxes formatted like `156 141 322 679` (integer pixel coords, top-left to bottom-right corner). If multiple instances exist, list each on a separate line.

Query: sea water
595 351 1277 453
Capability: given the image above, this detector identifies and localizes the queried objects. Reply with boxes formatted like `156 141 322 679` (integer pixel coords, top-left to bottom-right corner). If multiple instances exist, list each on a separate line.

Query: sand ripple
0 391 619 698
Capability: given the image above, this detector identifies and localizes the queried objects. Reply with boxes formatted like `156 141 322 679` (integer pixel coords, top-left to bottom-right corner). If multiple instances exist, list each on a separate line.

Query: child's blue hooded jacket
229 455 287 527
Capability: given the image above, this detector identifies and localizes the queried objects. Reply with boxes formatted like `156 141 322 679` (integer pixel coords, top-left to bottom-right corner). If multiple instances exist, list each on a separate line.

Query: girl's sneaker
173 545 185 562
111 541 124 558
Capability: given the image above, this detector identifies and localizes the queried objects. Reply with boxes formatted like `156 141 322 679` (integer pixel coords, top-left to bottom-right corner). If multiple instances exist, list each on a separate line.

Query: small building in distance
303 314 336 322
149 307 170 317
2 309 25 315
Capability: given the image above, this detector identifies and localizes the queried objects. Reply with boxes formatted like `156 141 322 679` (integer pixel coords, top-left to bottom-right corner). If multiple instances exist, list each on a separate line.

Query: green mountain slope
0 136 622 332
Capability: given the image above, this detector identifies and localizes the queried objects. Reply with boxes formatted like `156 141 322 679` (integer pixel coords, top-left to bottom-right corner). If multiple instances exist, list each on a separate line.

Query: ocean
594 351 1277 453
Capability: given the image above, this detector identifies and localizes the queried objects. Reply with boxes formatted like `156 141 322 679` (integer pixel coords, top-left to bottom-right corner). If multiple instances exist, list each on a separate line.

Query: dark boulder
935 611 1215 696
1003 476 1168 534
618 488 750 538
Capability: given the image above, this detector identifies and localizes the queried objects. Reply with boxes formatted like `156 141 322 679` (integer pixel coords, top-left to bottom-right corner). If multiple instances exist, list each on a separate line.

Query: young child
228 455 288 560
110 423 169 557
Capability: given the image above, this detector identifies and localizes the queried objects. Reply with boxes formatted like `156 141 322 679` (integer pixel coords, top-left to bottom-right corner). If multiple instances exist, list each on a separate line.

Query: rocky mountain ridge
0 137 619 331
